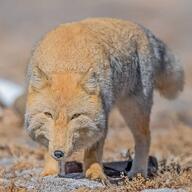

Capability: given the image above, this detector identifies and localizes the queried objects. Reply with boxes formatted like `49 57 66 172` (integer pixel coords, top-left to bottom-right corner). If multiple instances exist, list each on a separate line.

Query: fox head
25 66 106 160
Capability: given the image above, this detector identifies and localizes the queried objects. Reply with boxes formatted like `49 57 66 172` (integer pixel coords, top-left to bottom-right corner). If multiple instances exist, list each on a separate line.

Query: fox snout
49 143 66 160
49 127 67 160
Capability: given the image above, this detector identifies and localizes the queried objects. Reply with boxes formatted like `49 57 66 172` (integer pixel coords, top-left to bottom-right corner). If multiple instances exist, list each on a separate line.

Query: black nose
54 150 64 159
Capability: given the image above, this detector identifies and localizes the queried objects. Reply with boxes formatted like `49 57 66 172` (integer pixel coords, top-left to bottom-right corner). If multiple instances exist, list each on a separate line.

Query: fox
25 18 184 182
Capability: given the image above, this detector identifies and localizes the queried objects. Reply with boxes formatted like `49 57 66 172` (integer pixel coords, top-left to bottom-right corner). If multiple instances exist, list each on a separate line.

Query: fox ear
31 66 49 90
80 68 99 94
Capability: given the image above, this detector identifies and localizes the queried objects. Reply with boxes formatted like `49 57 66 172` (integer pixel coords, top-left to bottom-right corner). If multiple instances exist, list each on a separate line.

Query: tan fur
41 151 59 176
25 18 184 181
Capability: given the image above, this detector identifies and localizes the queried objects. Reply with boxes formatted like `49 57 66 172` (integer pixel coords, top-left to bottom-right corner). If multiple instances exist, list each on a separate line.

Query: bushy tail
146 29 184 99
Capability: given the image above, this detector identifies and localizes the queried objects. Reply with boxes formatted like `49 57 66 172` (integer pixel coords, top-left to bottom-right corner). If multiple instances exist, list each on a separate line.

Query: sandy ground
0 0 192 191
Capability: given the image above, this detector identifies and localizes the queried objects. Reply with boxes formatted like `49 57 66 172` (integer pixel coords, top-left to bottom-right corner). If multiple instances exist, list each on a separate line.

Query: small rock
39 176 103 192
120 149 130 158
0 157 14 166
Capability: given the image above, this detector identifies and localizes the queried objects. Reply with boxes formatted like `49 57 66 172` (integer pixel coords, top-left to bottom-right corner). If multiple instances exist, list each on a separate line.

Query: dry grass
0 109 192 191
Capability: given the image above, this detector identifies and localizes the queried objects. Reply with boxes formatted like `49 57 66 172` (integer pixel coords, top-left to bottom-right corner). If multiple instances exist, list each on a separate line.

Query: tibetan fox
25 18 184 181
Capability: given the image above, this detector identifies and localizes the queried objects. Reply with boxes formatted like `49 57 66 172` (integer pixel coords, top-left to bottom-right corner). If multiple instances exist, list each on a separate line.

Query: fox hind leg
118 96 152 178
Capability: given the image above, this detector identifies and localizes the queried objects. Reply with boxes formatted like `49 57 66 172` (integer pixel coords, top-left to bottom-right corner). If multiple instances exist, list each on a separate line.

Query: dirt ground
0 0 192 191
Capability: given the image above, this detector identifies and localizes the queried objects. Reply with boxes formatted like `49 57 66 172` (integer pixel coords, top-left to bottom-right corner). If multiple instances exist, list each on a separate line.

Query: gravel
2 168 186 192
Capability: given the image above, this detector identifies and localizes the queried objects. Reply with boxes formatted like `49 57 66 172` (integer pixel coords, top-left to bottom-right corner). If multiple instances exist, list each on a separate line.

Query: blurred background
0 0 192 190
0 0 191 83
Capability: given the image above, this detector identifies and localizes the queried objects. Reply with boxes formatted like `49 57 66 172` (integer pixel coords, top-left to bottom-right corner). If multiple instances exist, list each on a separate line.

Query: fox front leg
41 151 59 176
84 137 107 182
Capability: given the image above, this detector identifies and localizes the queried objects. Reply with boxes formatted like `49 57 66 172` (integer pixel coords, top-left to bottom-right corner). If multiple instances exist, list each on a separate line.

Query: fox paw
128 168 147 179
41 168 58 177
85 163 107 183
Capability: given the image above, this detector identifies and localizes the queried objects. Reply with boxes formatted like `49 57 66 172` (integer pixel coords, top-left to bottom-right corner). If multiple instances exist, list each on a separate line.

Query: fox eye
71 113 81 120
44 112 53 119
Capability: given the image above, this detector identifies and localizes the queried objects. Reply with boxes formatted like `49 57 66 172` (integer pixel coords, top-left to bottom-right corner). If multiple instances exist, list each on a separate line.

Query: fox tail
146 29 184 99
